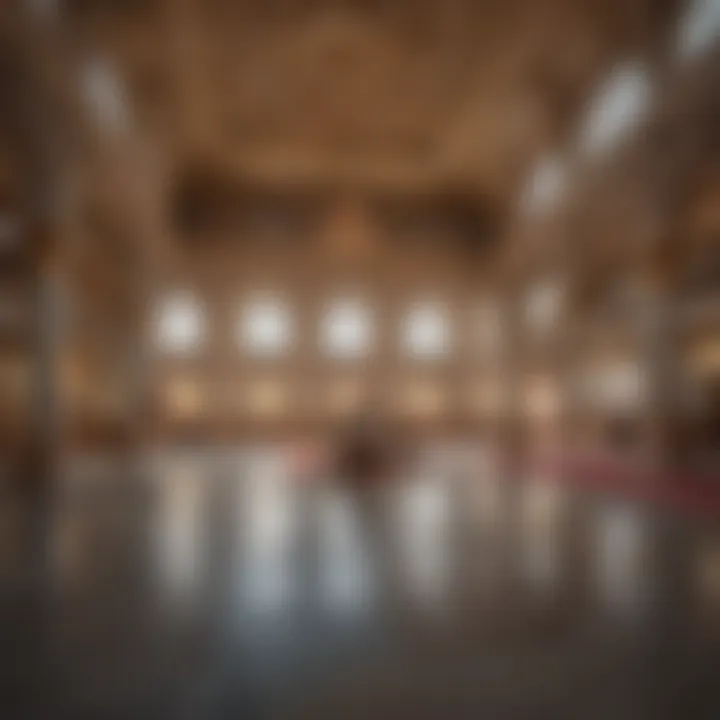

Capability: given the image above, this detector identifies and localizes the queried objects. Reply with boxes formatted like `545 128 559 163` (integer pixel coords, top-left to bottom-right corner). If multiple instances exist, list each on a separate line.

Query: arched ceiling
54 0 685 205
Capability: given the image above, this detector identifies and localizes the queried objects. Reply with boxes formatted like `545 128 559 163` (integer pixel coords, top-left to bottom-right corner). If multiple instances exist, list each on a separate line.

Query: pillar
637 258 683 475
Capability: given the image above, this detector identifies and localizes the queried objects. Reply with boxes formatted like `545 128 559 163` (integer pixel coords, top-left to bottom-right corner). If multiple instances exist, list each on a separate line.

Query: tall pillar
8 221 65 585
18 224 62 496
555 277 583 462
498 286 525 481
637 258 682 475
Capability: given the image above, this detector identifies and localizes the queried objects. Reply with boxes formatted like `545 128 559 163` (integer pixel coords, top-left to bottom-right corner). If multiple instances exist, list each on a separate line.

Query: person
337 413 387 492
332 411 399 595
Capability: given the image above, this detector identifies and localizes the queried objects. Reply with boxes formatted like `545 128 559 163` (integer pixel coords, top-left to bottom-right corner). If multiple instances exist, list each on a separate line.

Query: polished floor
1 445 719 719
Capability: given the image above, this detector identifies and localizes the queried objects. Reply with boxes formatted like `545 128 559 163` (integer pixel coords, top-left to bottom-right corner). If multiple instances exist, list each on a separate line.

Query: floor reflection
318 488 374 613
519 476 566 596
594 503 653 617
395 475 451 607
1 444 718 719
154 468 207 604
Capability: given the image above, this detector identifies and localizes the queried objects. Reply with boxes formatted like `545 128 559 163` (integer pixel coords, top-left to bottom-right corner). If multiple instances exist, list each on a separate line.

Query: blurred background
0 1 719 718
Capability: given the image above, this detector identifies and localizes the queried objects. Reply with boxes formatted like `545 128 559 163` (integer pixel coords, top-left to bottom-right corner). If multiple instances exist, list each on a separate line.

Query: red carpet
535 451 720 519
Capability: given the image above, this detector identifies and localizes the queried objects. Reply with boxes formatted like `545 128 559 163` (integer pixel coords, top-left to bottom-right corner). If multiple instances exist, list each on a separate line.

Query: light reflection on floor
2 444 719 719
318 488 375 613
154 468 207 604
519 475 566 596
395 475 451 607
594 502 652 617
136 447 716 629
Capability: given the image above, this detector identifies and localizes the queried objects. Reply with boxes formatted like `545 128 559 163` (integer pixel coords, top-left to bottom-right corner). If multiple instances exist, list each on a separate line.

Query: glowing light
81 59 128 132
321 299 374 359
156 293 204 355
677 0 720 60
403 303 451 359
239 296 293 356
580 63 651 156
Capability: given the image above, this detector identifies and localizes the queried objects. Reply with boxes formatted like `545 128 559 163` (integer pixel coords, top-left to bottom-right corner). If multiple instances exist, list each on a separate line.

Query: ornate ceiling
50 0 684 201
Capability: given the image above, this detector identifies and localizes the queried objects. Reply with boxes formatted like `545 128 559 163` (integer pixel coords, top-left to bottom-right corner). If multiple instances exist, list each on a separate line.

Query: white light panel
156 294 204 355
321 299 374 359
403 303 451 359
240 297 293 356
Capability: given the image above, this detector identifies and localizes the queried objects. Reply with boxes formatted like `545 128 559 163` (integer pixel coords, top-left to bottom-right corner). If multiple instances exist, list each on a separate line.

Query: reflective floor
1 445 719 719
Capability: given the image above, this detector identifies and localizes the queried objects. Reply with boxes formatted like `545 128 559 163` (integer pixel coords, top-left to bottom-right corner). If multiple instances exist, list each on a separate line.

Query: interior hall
0 1 719 718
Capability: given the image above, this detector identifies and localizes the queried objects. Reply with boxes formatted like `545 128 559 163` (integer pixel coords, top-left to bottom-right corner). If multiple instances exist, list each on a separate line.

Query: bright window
580 63 651 156
321 299 374 359
240 297 293 357
403 303 451 359
156 293 204 355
